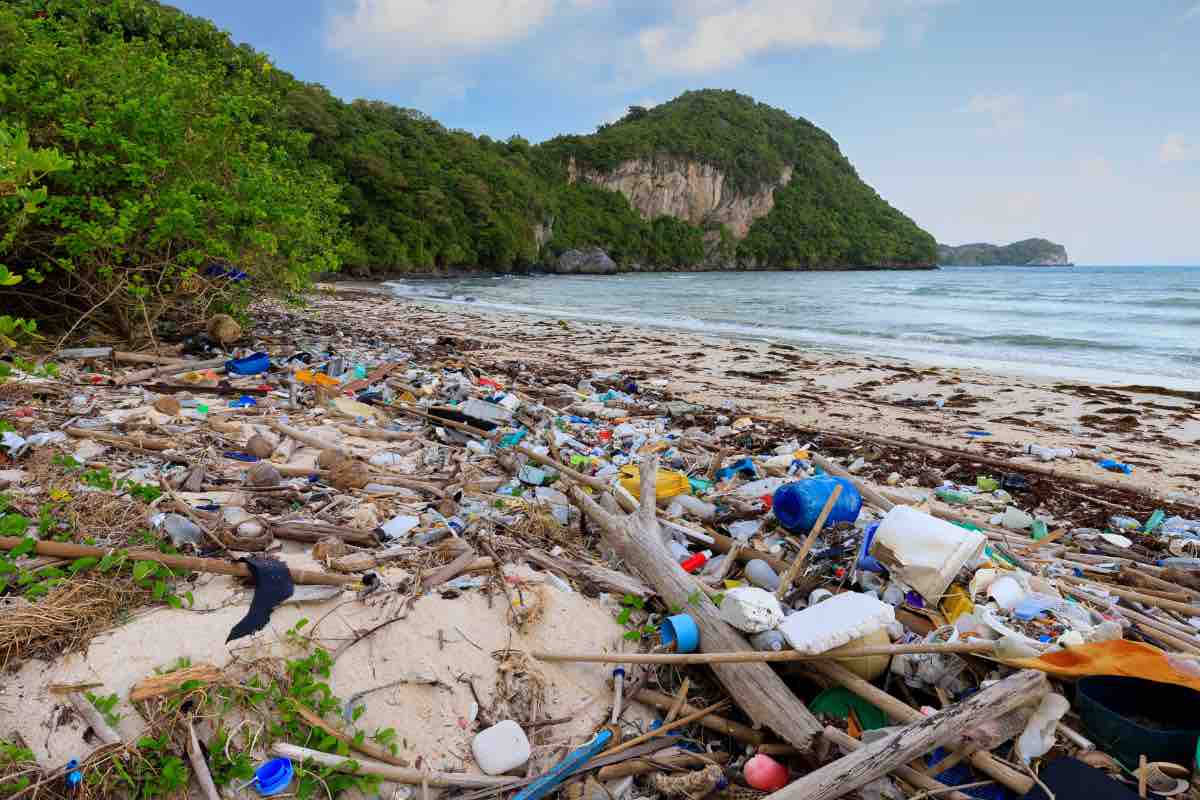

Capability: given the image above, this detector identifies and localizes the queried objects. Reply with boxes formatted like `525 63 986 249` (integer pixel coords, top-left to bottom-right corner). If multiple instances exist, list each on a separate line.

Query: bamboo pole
117 356 227 385
604 699 731 757
633 689 762 745
1061 575 1200 617
534 641 996 666
776 483 842 600
66 428 174 451
0 537 358 587
270 744 514 788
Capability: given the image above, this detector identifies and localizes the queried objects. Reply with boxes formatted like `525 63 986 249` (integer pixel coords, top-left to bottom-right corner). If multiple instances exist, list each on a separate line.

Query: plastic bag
617 465 691 501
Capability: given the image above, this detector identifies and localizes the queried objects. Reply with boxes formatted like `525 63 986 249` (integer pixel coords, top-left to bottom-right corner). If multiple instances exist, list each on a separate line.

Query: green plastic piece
1031 519 1048 540
809 688 888 731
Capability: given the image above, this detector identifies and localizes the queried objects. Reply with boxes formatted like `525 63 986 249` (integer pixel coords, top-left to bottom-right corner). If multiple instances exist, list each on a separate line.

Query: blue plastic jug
773 476 862 533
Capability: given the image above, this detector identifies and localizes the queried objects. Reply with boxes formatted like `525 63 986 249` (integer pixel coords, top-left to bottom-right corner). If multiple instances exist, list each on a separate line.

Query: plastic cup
659 613 699 653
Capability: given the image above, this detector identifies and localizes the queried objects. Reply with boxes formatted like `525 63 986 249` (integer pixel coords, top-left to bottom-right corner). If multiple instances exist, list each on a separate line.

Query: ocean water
384 265 1200 389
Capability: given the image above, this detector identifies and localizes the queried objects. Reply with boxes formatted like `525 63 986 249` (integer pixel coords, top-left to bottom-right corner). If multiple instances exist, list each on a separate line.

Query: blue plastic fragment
225 352 270 376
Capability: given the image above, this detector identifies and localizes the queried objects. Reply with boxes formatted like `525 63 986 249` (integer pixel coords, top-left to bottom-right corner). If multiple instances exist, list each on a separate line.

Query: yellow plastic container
824 627 891 680
618 466 692 501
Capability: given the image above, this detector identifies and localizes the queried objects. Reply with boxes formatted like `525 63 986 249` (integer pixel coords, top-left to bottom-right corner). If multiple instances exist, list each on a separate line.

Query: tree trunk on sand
569 454 823 753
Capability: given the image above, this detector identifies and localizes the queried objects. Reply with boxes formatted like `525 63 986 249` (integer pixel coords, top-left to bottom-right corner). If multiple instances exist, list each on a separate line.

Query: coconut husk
318 448 349 469
153 396 181 416
329 458 369 491
246 461 281 487
206 313 242 345
312 536 347 562
245 433 275 459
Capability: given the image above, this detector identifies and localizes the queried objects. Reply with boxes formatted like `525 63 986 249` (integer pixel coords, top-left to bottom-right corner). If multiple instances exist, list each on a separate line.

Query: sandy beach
330 283 1200 502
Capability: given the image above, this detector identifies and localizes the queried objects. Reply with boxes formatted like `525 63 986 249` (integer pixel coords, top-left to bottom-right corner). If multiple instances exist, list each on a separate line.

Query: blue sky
173 1 1200 264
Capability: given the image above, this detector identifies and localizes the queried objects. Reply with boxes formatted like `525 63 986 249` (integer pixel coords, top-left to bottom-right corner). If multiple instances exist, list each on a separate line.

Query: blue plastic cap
659 613 700 654
255 757 294 796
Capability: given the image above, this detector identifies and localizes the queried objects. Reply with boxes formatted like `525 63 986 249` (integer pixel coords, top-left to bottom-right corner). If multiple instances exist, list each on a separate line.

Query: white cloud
1159 132 1195 163
635 0 939 75
326 0 600 64
960 93 1024 132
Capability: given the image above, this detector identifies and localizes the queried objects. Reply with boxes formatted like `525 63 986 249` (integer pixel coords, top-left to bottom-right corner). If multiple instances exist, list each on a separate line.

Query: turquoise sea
385 265 1200 389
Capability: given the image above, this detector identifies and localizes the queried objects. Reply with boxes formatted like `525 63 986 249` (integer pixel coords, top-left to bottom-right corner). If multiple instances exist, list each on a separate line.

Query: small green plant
100 735 189 798
76 466 162 502
0 738 36 795
207 728 255 787
616 594 659 641
86 691 123 728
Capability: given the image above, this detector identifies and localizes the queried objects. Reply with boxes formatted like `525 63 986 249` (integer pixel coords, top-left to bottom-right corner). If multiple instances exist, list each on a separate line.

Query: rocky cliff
937 238 1071 266
567 157 793 239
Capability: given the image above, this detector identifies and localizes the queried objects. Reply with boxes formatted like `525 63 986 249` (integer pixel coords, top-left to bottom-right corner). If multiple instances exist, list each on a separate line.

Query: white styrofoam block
718 587 784 634
471 720 531 775
779 591 895 655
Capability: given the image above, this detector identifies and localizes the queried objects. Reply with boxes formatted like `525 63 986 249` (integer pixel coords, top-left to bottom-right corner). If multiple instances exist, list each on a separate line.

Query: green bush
0 1 344 342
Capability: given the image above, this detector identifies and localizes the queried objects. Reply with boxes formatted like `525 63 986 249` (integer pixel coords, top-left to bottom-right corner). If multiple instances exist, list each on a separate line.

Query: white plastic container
870 506 987 603
779 591 895 655
379 514 419 541
472 720 531 775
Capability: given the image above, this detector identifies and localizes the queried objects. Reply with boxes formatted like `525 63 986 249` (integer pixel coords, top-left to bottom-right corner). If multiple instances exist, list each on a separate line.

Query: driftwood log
569 454 824 753
767 669 1048 800
806 661 1035 794
822 727 973 800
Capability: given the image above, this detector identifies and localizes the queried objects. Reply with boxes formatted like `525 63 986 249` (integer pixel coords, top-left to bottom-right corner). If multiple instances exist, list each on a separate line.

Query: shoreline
330 263 940 280
359 278 1198 393
323 283 1200 500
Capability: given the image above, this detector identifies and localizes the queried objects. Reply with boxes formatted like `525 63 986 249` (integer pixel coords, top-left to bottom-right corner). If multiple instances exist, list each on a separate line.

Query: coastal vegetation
1 0 935 342
937 238 1070 266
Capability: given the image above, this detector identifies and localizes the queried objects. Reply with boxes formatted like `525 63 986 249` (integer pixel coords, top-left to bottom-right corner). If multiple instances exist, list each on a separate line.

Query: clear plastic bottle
1159 557 1200 569
744 559 780 591
749 630 787 651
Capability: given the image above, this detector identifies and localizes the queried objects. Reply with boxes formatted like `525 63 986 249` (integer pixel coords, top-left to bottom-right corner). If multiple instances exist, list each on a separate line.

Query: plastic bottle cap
659 613 700 653
254 757 294 796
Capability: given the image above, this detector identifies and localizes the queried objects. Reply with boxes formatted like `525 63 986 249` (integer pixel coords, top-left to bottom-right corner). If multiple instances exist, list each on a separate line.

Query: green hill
1 0 936 342
540 91 936 269
937 238 1070 266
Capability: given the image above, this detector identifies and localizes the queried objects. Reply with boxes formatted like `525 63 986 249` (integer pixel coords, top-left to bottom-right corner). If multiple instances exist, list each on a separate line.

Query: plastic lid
255 757 294 796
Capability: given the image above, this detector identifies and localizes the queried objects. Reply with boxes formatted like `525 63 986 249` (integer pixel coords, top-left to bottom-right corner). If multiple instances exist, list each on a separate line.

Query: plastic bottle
749 630 787 651
1022 444 1076 462
1098 458 1132 475
1143 509 1166 533
744 559 781 591
157 513 203 547
1159 557 1200 569
772 476 862 533
1109 515 1140 531
935 487 971 505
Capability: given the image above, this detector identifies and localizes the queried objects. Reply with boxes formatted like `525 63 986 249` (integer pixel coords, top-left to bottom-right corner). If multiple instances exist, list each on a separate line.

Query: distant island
937 238 1071 266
